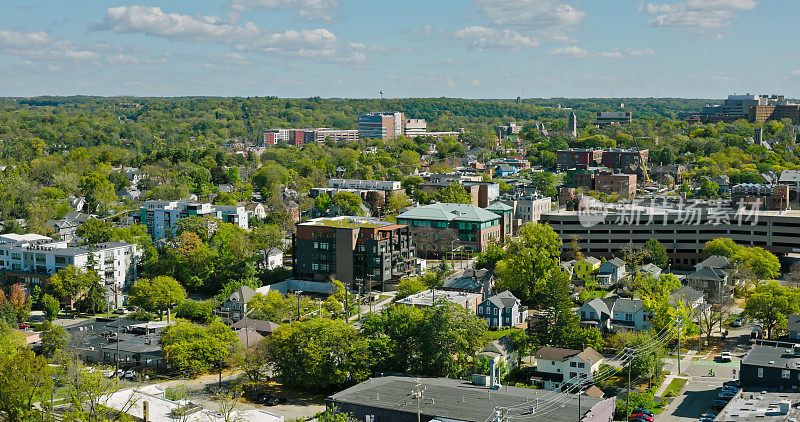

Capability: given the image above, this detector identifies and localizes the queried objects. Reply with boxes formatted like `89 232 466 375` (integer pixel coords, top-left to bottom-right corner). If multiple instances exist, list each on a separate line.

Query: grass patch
486 328 523 340
662 378 688 398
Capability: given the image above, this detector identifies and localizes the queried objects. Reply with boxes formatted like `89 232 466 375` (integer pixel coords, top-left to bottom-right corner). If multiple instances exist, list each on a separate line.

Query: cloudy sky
1 0 797 98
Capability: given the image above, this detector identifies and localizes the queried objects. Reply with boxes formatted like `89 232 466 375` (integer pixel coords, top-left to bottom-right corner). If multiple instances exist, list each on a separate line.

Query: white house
532 347 604 391
264 248 283 270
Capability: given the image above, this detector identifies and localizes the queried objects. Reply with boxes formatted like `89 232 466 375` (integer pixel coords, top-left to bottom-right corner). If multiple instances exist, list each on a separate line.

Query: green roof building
397 203 503 252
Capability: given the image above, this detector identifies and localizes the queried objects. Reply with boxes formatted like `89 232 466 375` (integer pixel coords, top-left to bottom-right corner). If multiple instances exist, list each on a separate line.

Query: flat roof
297 216 393 229
328 376 606 422
714 390 799 422
741 344 800 368
395 289 481 307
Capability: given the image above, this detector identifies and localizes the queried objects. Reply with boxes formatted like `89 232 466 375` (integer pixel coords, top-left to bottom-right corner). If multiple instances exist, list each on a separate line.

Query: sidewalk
656 350 696 396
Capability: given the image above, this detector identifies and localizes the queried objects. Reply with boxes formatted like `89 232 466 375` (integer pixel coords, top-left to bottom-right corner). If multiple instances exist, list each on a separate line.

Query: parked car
17 323 30 329
718 391 737 400
732 318 742 327
252 394 272 404
265 397 287 406
123 370 136 379
720 352 732 362
699 417 714 422
723 380 740 388
632 409 654 417
630 413 653 422
630 418 649 422
721 385 740 393
712 399 729 410
107 369 124 378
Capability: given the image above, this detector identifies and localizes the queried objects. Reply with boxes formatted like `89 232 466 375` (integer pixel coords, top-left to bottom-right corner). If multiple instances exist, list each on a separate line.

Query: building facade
594 172 637 196
292 216 416 289
557 149 603 167
139 201 248 240
594 111 632 126
601 149 649 169
397 203 503 252
358 112 403 140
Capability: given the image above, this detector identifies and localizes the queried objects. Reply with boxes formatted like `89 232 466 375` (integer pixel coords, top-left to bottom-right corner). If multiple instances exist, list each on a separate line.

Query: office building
0 233 138 301
292 216 416 289
594 172 637 196
358 112 404 140
139 201 248 240
749 104 800 123
594 111 632 126
262 129 290 145
495 194 552 226
326 376 615 422
542 202 800 267
567 112 578 137
403 119 427 137
682 93 796 123
303 128 359 143
397 203 503 252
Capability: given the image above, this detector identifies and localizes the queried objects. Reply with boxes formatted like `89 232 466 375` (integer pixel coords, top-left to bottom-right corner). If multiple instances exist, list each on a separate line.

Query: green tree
268 318 372 392
474 243 504 270
78 281 107 315
247 291 292 322
435 183 472 204
47 266 99 310
75 218 113 245
643 238 668 269
80 171 117 213
314 192 332 215
128 276 187 319
160 321 238 375
331 191 364 216
744 282 800 338
732 246 780 280
0 332 52 421
41 294 61 321
395 277 428 300
703 238 743 258
494 223 562 302
40 321 70 359
625 332 666 383
530 171 559 197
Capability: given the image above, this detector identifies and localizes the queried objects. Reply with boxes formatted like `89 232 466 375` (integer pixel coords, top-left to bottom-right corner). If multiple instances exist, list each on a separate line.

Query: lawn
486 328 523 340
662 378 688 398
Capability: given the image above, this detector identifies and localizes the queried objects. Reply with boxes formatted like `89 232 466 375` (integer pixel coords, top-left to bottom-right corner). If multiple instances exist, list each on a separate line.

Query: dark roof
779 169 800 184
669 285 704 306
741 344 800 368
534 346 603 365
612 298 644 314
234 328 264 346
788 314 800 333
328 376 606 422
230 319 280 333
687 267 727 282
597 258 625 274
695 255 731 270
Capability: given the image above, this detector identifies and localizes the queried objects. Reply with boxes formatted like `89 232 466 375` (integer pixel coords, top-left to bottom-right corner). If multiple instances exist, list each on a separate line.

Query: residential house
638 263 662 279
239 201 267 220
477 290 527 329
686 267 730 301
559 260 576 279
531 346 604 391
494 164 517 177
788 314 800 341
230 318 280 337
669 285 705 311
740 344 800 389
610 298 650 331
46 212 94 242
573 257 601 283
234 328 264 348
695 255 732 271
443 268 494 298
262 247 283 270
596 257 627 286
579 298 612 332
217 285 257 324
478 335 519 373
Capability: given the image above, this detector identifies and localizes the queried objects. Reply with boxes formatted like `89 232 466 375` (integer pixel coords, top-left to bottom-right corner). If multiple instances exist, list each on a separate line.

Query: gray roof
695 255 731 270
639 263 662 277
328 376 606 422
598 257 625 274
788 314 800 333
582 298 610 317
444 269 493 291
225 286 257 304
669 286 704 306
612 298 644 314
484 290 519 309
534 346 603 365
779 169 800 184
397 203 501 223
485 202 513 212
687 267 727 282
580 257 601 266
480 335 516 358
230 318 280 333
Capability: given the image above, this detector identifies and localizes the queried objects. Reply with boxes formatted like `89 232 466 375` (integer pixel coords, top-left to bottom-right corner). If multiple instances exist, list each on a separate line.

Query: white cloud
94 6 340 55
454 26 539 49
552 46 658 59
226 0 339 21
475 0 585 29
790 70 800 76
0 29 100 61
551 46 589 57
106 54 140 65
645 0 757 29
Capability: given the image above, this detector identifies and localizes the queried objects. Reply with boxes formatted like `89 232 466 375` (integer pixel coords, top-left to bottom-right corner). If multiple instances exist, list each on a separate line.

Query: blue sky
0 0 797 98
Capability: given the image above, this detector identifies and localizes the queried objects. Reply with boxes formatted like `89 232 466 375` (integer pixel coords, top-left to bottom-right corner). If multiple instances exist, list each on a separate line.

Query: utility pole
625 348 633 421
115 284 121 378
413 378 424 422
677 319 683 375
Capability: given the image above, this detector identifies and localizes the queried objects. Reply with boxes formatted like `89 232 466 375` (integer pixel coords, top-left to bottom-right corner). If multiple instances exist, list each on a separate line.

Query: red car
18 323 30 330
631 413 654 422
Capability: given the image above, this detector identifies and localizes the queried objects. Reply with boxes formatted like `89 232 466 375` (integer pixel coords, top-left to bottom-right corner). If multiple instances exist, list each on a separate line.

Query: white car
732 318 742 327
720 352 732 362
123 370 136 379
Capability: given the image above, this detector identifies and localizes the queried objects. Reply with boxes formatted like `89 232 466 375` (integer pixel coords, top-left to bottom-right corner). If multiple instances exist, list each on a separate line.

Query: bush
615 392 657 420
130 309 157 321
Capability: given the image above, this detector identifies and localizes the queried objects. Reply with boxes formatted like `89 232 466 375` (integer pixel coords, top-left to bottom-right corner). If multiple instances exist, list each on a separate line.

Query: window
494 308 498 315
782 370 790 379
625 314 633 321
570 372 577 379
758 368 763 378
478 307 483 315
578 362 585 368
570 362 576 368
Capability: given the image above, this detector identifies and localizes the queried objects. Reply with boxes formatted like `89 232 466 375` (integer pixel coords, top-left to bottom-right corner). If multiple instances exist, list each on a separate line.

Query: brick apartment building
292 216 416 290
556 149 603 167
595 172 637 196
601 149 649 168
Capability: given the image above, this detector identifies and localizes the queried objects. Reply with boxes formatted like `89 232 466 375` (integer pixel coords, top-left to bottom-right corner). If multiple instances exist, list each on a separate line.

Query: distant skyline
1 0 798 98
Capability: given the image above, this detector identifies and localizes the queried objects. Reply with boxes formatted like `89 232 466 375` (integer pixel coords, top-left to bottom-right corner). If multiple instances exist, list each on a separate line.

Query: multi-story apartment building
594 172 637 196
543 202 800 267
0 233 137 295
403 119 427 137
601 149 649 168
749 104 800 123
396 203 503 252
358 112 404 140
731 184 790 210
303 128 359 143
495 194 552 226
292 216 416 289
139 201 248 240
262 129 290 145
594 111 632 126
556 148 603 167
